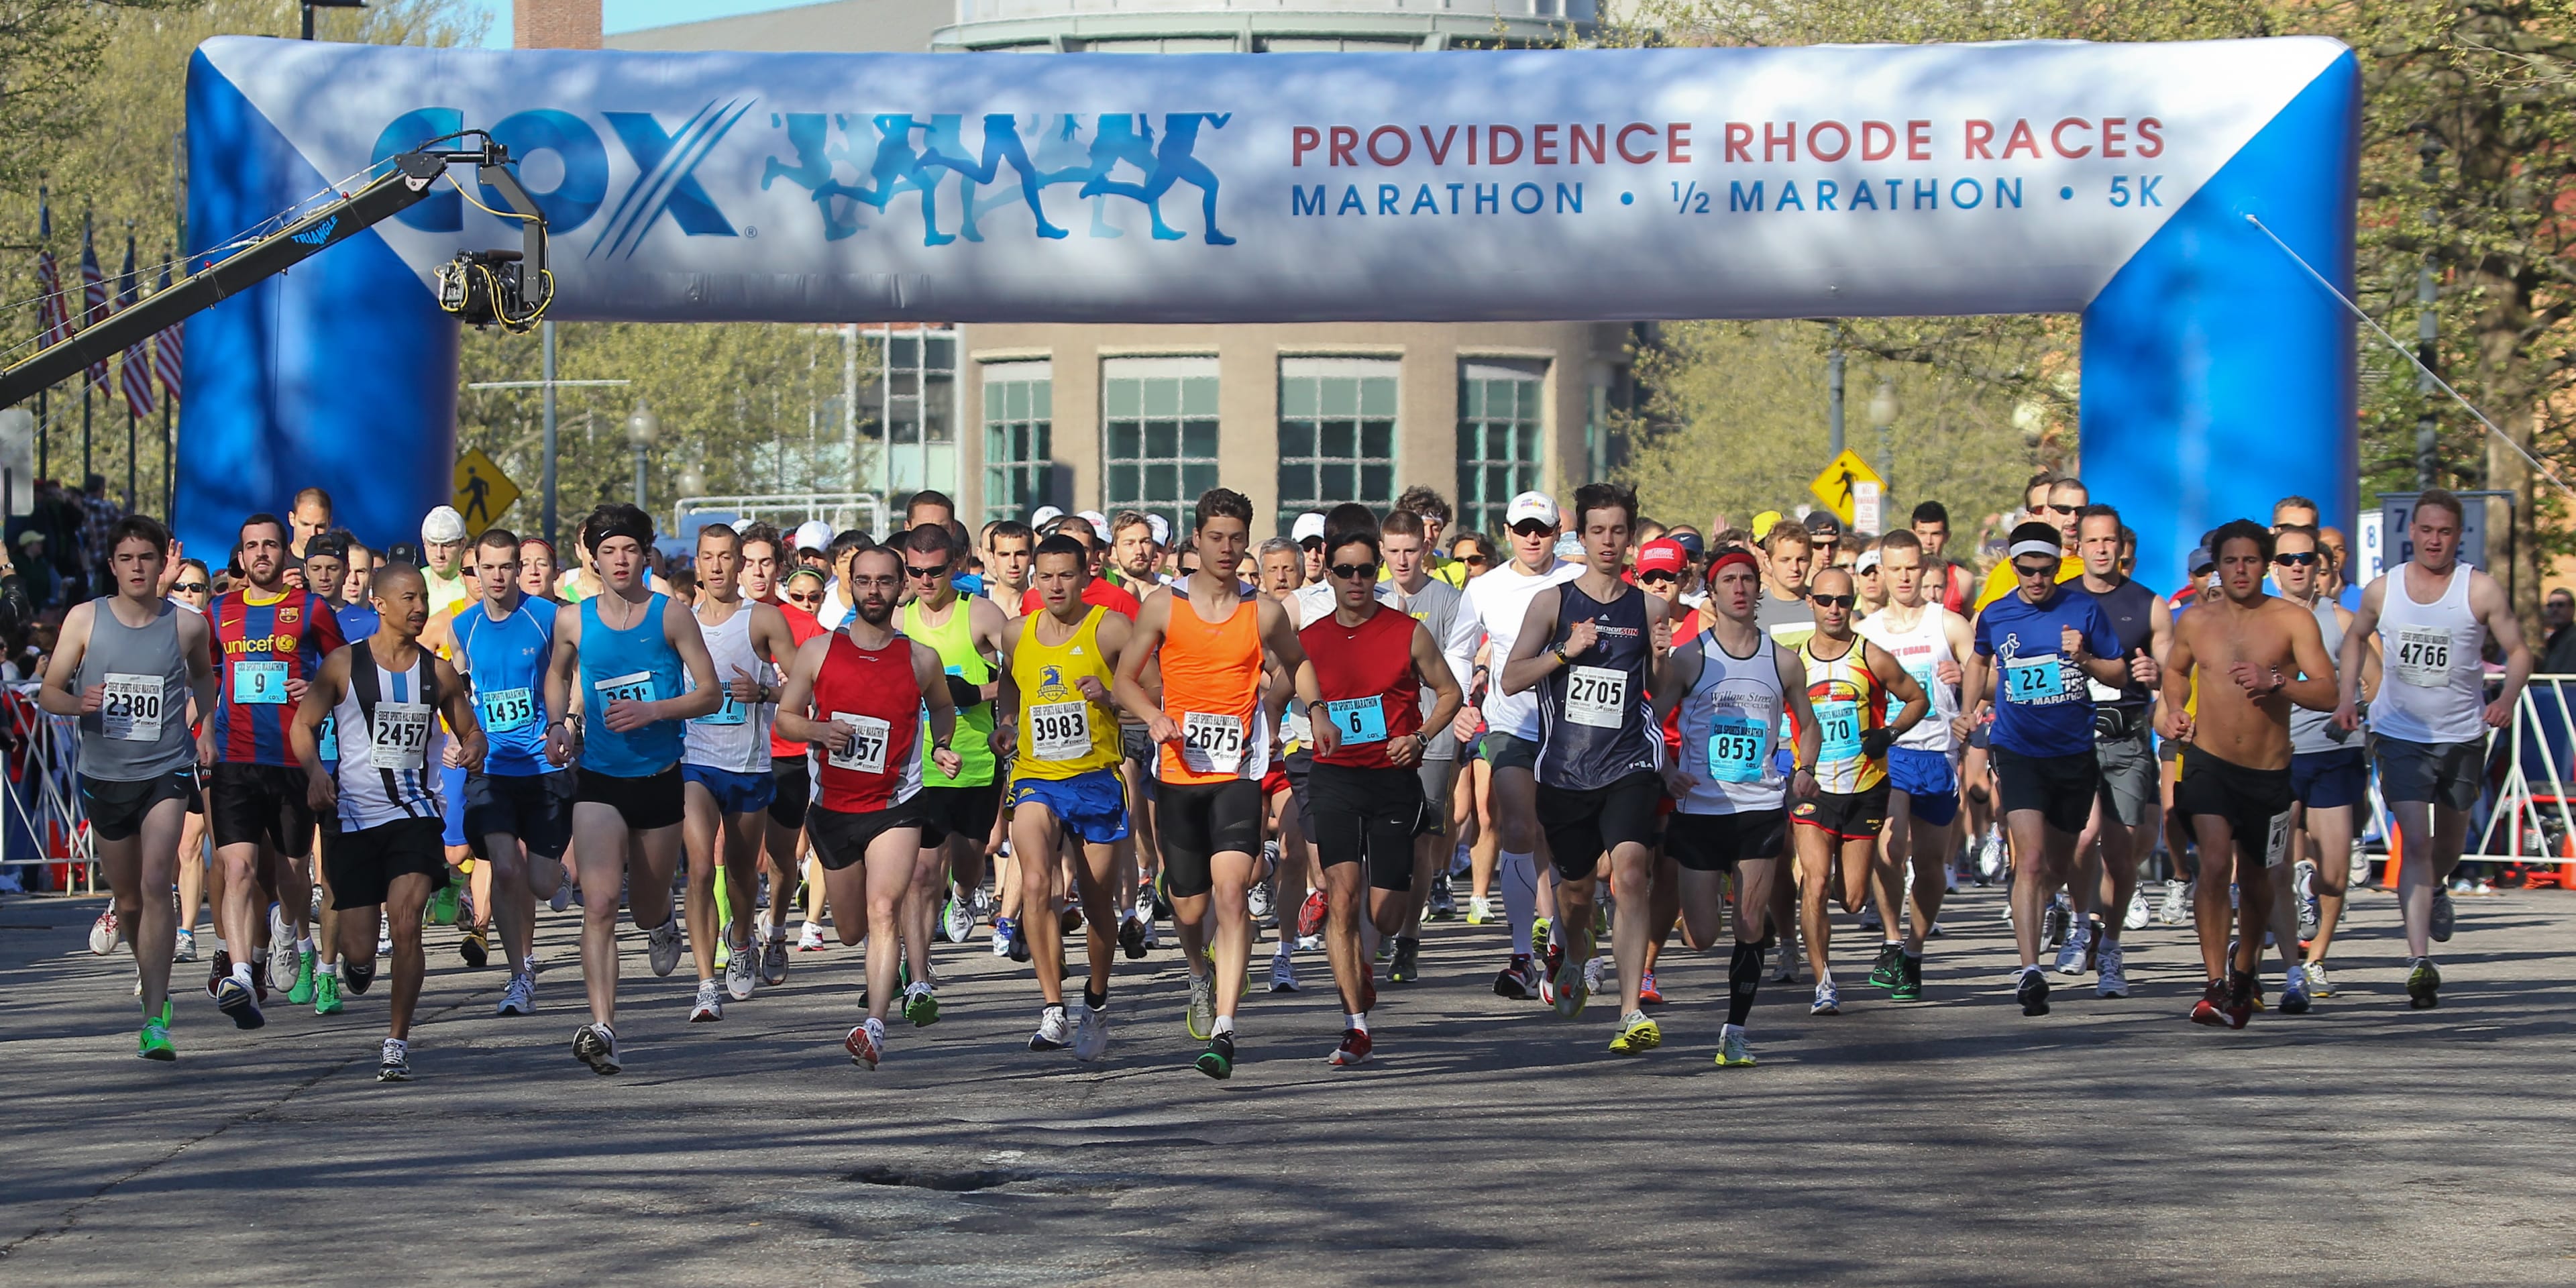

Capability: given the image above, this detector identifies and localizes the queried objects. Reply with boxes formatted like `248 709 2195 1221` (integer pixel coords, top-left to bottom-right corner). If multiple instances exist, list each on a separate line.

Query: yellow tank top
1798 635 1888 794
1010 606 1122 782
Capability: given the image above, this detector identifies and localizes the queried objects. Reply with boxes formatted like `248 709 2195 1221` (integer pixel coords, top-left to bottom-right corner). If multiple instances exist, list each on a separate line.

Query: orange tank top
1156 585 1271 785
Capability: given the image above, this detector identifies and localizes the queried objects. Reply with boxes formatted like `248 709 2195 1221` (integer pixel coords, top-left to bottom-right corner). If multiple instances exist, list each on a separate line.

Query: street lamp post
1867 378 1898 513
627 400 658 511
1826 321 1846 456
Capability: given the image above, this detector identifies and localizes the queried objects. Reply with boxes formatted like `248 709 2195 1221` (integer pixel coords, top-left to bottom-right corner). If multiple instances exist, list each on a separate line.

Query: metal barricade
2467 674 2576 877
671 492 891 543
1 682 95 894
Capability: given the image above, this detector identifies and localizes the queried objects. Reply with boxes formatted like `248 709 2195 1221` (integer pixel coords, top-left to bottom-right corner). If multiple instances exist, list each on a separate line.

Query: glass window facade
1457 359 1548 537
1276 358 1399 536
1101 357 1220 539
981 360 1053 525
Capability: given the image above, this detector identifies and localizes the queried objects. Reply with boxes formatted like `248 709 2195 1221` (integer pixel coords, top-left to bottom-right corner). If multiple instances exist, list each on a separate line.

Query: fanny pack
2093 704 2146 741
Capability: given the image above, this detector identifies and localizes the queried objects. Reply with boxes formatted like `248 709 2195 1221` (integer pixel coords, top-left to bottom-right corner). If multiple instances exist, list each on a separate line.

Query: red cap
1637 539 1687 577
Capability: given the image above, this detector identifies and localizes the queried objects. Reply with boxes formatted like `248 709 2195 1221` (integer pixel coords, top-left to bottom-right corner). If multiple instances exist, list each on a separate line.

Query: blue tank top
1536 579 1662 792
578 592 684 777
458 597 557 777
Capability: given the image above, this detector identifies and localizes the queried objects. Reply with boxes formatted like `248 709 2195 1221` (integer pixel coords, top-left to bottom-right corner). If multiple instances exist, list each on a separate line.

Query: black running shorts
1307 761 1429 892
1157 778 1264 898
806 798 929 872
81 769 200 844
2176 748 2293 869
1989 746 2100 837
1666 808 1788 872
209 762 317 854
574 764 684 832
1536 769 1664 881
326 816 449 910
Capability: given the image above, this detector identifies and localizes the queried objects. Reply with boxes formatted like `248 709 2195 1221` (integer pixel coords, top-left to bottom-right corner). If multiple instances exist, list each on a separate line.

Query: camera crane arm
0 140 550 411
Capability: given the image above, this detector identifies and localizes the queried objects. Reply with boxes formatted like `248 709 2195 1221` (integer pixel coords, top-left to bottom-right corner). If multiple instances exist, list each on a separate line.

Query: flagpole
36 388 48 481
126 405 138 514
82 385 91 484
162 398 174 519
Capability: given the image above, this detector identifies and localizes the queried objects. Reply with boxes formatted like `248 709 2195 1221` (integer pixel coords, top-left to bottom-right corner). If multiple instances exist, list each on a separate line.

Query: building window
1458 359 1548 537
1102 356 1220 539
855 325 959 498
982 360 1052 525
1277 357 1398 535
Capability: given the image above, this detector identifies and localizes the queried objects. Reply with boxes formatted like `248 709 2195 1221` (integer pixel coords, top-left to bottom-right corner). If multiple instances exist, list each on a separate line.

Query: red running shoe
1297 888 1329 941
1329 1028 1373 1067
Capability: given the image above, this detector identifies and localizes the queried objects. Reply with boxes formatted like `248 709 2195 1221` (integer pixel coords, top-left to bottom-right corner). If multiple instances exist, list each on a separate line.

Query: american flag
150 258 181 409
79 217 108 392
117 237 156 419
32 192 66 349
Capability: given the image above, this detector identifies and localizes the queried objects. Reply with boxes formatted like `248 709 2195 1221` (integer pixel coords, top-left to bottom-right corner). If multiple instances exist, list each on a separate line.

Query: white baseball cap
1079 510 1111 536
1292 512 1327 543
1506 491 1559 529
792 519 833 551
421 505 467 544
1146 514 1171 546
1030 505 1064 528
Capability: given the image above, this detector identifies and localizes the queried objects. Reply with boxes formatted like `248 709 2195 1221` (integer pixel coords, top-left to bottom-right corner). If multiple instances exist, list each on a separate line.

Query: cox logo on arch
373 101 755 259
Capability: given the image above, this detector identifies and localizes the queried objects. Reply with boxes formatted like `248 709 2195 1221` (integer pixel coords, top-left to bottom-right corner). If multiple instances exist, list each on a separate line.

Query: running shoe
89 908 120 955
902 981 941 1026
376 924 392 957
2406 957 2442 1010
1141 917 1161 952
1428 873 1456 920
2224 971 2255 1028
2014 966 2051 1017
1120 914 1148 961
250 955 272 1002
1890 951 1924 1002
2430 886 2455 943
496 973 535 1016
725 936 758 1000
286 949 317 1006
2124 888 2152 930
215 975 264 1029
138 1004 175 1062
269 904 295 976
2190 978 2230 1027
428 885 460 927
1008 918 1030 963
207 949 231 1000
1297 888 1329 941
2055 921 2092 976
758 931 790 986
646 916 684 977
1187 974 1217 1040
1538 942 1559 1008
714 937 731 971
1030 1005 1072 1051
2303 960 2335 998
550 884 573 912
1868 943 1903 989
847 1017 884 1069
1811 980 1841 1016
1977 831 2008 884
173 929 197 962
1533 915 1554 954
1608 1012 1661 1055
798 921 828 952
343 958 375 995
377 1038 412 1083
1466 895 1492 926
1638 969 1664 1005
1194 1030 1236 1080
1246 875 1276 924
1329 1027 1373 1067
1295 934 1322 953
459 924 488 970
313 972 344 1016
1716 1023 1756 1068
2096 939 2130 998
1267 951 1299 994
971 886 998 925
2041 896 2072 950
690 979 724 1022
2279 967 2312 1015
1580 954 1607 998
1073 1004 1109 1062
1552 946 1589 1020
1771 934 1801 985
1493 954 1540 1000
940 896 974 945
1389 936 1419 983
2159 879 2189 925
2294 861 2321 940
989 915 1017 959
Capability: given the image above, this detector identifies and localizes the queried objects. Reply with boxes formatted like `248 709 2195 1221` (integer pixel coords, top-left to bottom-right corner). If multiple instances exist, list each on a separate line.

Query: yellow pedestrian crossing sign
1809 449 1884 527
453 448 520 530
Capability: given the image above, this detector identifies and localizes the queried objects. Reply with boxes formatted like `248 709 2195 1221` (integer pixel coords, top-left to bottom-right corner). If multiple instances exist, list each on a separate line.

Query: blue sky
460 1 828 46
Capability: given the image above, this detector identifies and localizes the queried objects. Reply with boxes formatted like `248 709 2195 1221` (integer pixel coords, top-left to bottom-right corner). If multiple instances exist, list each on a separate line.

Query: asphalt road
4 877 2573 1285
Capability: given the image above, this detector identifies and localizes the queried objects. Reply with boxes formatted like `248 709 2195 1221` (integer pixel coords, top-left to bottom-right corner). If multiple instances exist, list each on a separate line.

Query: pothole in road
847 1165 1034 1192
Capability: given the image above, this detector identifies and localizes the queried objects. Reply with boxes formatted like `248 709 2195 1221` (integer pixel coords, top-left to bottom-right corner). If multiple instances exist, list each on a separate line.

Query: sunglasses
1330 561 1381 581
2035 503 2076 515
904 564 949 580
2013 561 2059 578
2273 551 2320 567
1639 570 1678 585
172 582 208 594
1509 522 1554 537
1811 593 1857 608
1458 553 1490 566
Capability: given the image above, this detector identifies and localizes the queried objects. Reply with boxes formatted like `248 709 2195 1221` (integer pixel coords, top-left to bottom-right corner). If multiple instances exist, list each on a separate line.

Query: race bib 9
826 712 892 775
1028 700 1091 761
232 659 288 705
1180 710 1246 775
1564 665 1628 729
101 672 164 743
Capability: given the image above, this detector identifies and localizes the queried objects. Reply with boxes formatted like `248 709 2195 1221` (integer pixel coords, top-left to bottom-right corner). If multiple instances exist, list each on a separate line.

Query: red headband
1707 550 1758 580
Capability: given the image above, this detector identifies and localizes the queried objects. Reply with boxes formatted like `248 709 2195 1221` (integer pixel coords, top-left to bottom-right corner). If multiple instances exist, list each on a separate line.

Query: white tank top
1860 603 1960 754
683 603 775 773
2373 564 2487 745
1674 627 1785 816
332 641 446 833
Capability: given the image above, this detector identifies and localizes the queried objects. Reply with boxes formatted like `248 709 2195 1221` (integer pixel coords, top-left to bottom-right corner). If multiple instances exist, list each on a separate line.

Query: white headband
2008 539 2061 561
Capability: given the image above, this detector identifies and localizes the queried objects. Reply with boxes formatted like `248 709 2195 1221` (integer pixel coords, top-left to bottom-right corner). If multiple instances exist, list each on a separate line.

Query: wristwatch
1550 643 1570 665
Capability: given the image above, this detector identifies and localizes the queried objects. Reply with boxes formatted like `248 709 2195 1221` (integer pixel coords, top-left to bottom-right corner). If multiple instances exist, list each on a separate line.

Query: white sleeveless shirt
2374 564 2488 745
1860 602 1960 754
1674 627 1785 816
682 603 775 774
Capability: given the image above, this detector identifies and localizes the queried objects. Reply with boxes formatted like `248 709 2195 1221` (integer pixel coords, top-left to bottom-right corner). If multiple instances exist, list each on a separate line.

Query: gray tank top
2290 595 2359 755
75 596 196 781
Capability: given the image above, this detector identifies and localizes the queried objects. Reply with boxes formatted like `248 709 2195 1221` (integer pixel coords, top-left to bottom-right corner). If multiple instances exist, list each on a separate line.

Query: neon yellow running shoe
1607 1012 1661 1055
1715 1023 1756 1067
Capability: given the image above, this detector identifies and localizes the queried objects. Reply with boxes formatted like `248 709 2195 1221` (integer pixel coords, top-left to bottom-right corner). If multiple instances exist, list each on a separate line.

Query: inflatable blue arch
180 35 2356 582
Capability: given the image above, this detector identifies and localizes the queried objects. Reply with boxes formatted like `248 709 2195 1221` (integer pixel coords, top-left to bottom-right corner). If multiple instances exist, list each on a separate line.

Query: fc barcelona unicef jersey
212 588 345 767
